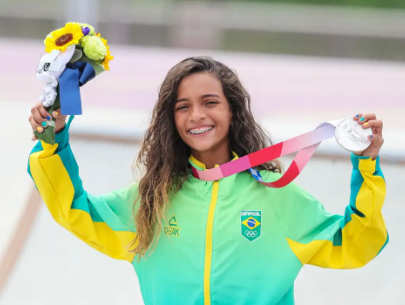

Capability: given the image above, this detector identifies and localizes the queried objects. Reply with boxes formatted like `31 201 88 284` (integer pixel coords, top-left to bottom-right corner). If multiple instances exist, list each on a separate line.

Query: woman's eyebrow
202 94 220 99
176 94 220 103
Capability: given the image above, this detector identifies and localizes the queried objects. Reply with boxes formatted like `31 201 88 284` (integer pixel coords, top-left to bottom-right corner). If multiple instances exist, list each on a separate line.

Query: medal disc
335 118 372 153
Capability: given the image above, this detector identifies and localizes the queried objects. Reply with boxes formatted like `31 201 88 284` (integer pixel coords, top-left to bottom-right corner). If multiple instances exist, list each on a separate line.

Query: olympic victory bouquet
35 22 113 144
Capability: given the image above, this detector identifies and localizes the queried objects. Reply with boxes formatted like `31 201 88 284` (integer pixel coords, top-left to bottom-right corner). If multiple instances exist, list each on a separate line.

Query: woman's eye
176 105 188 111
206 101 218 105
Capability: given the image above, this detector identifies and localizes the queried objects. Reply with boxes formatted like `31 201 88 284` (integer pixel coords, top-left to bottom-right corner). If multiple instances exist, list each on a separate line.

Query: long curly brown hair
130 56 282 258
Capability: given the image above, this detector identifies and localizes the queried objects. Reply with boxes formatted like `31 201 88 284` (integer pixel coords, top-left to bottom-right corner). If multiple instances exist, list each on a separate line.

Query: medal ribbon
191 120 342 188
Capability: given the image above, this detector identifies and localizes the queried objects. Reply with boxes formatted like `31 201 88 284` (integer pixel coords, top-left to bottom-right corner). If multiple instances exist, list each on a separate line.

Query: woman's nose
190 106 206 121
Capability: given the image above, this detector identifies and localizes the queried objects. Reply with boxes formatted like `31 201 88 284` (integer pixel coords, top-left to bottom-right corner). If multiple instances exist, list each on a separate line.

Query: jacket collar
188 151 239 171
187 152 243 198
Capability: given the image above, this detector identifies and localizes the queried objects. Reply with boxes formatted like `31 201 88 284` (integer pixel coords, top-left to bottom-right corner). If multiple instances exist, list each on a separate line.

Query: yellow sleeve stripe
29 144 136 262
70 210 136 262
287 212 386 269
287 164 387 269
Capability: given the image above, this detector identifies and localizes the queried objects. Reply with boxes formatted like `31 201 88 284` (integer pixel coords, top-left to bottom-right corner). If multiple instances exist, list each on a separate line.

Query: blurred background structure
3 0 405 60
0 0 404 304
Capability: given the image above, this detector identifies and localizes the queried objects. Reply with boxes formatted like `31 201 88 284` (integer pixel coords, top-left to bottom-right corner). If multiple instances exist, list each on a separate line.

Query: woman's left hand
353 113 384 160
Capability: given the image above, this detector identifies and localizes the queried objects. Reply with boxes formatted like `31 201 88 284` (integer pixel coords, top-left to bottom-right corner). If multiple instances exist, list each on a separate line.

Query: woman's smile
187 125 214 136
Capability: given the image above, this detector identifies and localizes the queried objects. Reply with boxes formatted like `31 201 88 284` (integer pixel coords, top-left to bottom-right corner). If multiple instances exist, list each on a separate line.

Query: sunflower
45 22 84 53
100 37 114 71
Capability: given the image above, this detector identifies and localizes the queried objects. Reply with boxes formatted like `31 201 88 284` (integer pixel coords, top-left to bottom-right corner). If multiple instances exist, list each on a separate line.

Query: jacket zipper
204 179 220 305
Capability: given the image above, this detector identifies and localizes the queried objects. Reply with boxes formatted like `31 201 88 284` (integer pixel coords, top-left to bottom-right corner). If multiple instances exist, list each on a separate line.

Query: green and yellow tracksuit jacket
28 123 388 305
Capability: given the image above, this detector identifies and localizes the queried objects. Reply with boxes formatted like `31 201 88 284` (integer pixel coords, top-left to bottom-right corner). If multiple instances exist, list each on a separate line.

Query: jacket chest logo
164 215 181 237
241 211 262 241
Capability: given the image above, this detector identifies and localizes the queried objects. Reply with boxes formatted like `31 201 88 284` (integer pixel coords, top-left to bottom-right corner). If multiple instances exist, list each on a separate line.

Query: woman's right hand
29 103 67 141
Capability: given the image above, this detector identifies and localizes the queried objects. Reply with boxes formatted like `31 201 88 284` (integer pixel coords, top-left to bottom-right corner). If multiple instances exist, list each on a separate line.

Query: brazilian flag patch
241 210 262 242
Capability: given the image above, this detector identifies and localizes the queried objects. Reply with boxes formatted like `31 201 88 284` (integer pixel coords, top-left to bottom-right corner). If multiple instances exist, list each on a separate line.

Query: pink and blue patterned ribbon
191 121 338 188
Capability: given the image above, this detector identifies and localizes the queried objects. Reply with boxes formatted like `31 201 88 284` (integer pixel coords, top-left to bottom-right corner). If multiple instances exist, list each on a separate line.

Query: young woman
28 57 387 305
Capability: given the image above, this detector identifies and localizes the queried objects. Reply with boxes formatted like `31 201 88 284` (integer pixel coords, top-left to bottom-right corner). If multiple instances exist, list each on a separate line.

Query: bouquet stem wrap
33 89 61 145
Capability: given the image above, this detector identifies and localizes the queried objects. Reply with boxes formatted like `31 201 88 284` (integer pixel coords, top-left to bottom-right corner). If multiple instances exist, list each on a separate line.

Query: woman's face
174 72 232 156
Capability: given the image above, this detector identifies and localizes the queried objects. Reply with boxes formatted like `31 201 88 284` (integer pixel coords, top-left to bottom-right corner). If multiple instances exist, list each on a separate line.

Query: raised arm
28 115 138 262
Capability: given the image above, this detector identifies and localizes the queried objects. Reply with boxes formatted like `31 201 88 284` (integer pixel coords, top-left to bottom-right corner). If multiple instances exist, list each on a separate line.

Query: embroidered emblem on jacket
164 215 181 237
241 210 262 241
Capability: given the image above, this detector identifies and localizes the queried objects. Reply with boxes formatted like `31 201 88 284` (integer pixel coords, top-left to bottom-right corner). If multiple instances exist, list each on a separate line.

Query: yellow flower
100 37 108 47
100 37 114 71
45 22 84 53
102 52 114 71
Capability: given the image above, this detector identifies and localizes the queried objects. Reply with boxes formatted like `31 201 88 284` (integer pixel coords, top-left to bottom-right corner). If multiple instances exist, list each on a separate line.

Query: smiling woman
134 57 282 259
174 73 233 168
27 56 388 305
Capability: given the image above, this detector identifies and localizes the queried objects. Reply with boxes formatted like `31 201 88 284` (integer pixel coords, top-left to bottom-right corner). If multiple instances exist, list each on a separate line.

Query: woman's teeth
188 126 214 135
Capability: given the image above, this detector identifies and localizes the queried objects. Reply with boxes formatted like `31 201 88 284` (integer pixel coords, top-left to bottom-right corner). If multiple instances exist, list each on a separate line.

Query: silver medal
335 118 372 153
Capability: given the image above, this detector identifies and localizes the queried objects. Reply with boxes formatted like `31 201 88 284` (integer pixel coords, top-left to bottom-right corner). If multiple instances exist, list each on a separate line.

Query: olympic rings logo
245 230 257 237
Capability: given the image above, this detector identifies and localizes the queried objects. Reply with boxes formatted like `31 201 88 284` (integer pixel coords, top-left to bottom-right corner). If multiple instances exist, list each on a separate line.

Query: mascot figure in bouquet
35 22 113 144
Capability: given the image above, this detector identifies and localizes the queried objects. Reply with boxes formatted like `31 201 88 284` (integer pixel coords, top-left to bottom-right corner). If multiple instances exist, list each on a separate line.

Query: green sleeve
28 122 138 262
265 154 388 269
